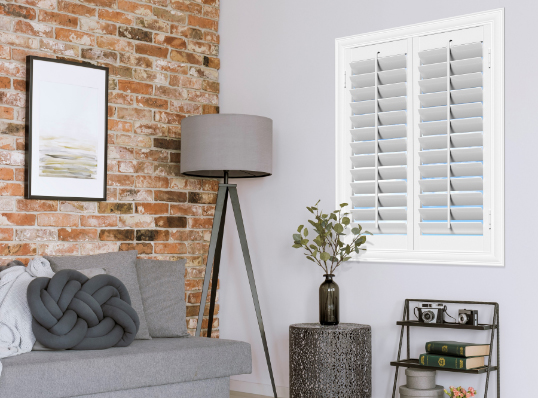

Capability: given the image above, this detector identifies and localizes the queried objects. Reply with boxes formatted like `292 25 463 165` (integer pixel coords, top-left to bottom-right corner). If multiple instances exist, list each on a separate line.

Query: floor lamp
180 114 277 398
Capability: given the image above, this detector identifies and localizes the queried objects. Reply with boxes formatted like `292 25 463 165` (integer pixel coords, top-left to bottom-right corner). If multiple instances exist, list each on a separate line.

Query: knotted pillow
27 269 140 350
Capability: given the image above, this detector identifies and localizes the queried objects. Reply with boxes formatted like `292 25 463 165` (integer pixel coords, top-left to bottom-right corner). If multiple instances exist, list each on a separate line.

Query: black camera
458 309 478 326
414 303 445 324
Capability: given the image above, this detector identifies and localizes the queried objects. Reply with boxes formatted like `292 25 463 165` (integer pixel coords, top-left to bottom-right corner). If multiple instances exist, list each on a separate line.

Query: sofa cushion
45 251 151 340
0 338 251 398
135 259 189 338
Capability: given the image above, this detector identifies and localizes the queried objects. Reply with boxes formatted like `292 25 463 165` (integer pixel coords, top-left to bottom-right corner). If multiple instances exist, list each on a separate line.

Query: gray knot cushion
27 269 140 350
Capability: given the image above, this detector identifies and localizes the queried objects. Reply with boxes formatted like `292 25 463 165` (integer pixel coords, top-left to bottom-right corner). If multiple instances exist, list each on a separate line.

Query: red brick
81 215 117 227
118 80 153 95
203 5 219 19
0 182 24 196
97 36 134 52
55 28 96 46
170 100 201 115
203 80 219 93
154 34 186 50
135 17 169 33
120 53 153 68
0 213 35 226
81 48 117 62
135 229 169 241
15 0 56 10
154 60 187 75
171 25 202 39
58 0 96 17
190 66 218 80
154 111 185 125
169 177 201 190
154 85 187 100
188 90 218 104
39 10 78 27
203 31 219 44
117 107 152 121
0 228 13 240
108 119 133 133
13 80 26 91
135 202 169 214
135 43 169 59
170 203 201 216
202 104 219 114
134 148 168 162
0 77 10 90
80 242 118 255
79 0 116 8
59 201 97 213
80 18 117 35
0 4 36 20
0 243 36 256
16 199 57 212
118 215 154 228
107 174 135 186
136 96 168 109
153 7 186 23
0 137 14 151
37 213 78 227
13 20 53 38
0 32 39 50
119 242 152 254
40 39 80 56
188 15 217 31
169 75 202 89
135 175 168 188
0 107 14 120
118 26 152 42
99 229 135 241
98 9 134 25
170 0 202 14
205 56 220 70
109 92 133 105
188 217 213 229
0 168 13 180
187 40 213 55
134 122 167 136
0 92 25 107
118 0 152 16
170 50 203 65
154 242 187 254
38 243 79 256
58 228 98 241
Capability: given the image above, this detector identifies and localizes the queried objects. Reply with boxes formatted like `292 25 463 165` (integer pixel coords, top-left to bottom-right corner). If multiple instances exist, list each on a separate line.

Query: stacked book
419 341 490 370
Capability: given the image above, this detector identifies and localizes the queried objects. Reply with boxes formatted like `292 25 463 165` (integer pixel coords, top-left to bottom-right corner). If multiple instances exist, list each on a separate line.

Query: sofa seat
0 337 251 398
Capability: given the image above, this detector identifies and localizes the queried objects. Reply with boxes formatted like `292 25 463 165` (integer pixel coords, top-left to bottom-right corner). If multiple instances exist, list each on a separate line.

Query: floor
230 392 268 398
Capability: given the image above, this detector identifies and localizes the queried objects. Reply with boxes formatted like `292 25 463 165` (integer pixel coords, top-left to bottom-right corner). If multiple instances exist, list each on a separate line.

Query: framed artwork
26 56 109 201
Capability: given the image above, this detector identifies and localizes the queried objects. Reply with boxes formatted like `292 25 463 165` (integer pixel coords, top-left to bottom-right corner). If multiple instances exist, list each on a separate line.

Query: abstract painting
27 57 108 200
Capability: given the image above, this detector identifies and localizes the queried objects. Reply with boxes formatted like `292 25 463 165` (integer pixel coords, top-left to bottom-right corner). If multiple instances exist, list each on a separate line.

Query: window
335 9 504 266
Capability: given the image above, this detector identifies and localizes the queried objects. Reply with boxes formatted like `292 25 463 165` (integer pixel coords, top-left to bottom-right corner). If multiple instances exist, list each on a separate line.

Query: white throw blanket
0 257 54 375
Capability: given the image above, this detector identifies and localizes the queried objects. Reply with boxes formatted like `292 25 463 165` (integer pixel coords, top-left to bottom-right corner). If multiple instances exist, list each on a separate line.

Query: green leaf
320 252 330 261
293 234 302 242
321 214 328 219
340 203 348 208
292 244 302 248
309 244 317 250
343 256 352 262
329 213 337 221
334 223 344 233
303 228 308 237
342 217 350 225
306 256 315 262
307 207 314 214
364 230 373 235
312 250 318 257
351 227 361 235
297 225 304 233
301 239 309 245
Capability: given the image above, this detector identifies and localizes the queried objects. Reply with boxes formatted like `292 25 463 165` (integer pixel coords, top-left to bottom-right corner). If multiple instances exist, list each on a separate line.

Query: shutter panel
349 46 408 235
416 38 485 236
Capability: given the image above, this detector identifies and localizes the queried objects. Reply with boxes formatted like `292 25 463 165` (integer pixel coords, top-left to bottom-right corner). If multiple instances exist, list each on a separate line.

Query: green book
425 341 490 357
419 353 485 370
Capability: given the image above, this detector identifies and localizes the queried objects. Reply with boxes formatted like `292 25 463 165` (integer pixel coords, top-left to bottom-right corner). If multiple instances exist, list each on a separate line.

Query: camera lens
458 313 469 324
422 310 435 323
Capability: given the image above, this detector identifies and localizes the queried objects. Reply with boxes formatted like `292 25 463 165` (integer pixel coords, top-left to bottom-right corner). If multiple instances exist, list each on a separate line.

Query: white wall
218 1 537 396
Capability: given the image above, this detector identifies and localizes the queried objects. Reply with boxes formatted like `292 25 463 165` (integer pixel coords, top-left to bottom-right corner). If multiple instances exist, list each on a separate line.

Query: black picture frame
25 56 109 201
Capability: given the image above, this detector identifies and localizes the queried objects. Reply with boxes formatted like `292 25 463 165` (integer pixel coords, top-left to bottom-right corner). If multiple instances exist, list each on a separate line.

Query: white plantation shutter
348 41 409 238
336 10 504 265
416 36 485 236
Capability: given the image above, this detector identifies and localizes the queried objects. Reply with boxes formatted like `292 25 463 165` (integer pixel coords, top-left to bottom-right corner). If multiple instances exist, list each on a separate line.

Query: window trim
335 9 504 266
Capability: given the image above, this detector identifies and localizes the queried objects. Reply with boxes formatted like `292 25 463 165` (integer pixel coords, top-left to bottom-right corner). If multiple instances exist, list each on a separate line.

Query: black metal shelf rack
391 299 500 398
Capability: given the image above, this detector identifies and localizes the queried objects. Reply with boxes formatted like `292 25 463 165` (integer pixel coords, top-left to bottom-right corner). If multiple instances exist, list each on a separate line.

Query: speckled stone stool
289 323 371 398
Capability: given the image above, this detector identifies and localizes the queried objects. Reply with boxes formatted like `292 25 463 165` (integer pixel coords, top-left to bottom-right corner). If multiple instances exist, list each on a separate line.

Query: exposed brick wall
0 0 220 337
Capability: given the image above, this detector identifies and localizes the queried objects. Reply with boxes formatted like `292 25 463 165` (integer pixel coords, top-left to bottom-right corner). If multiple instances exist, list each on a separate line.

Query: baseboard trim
230 380 290 398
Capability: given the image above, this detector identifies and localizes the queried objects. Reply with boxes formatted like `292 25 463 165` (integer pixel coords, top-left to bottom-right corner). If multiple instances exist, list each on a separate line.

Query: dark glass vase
319 274 339 325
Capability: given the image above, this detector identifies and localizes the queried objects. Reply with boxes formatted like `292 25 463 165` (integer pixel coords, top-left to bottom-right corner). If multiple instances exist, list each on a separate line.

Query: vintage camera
414 303 445 324
458 309 478 326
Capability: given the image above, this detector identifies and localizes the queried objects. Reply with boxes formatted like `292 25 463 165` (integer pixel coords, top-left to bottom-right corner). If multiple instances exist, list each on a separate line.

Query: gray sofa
0 252 252 397
0 336 251 398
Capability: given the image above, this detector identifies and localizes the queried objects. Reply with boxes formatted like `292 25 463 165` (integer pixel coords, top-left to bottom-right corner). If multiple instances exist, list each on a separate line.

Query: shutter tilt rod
446 40 452 230
374 52 380 230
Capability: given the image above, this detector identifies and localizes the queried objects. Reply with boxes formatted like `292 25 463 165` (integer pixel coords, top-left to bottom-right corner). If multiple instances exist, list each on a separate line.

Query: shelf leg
392 303 407 398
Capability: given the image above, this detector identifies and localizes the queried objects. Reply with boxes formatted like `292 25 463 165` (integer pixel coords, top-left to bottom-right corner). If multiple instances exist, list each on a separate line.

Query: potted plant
444 386 476 397
292 201 370 325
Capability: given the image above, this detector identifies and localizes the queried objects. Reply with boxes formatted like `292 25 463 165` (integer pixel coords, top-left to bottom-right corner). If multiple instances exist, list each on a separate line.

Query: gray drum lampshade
180 114 272 178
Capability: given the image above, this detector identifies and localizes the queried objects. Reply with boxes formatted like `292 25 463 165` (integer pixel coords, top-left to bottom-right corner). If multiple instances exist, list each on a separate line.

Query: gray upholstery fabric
45 251 151 340
74 377 229 398
0 338 252 398
28 270 139 350
135 259 188 338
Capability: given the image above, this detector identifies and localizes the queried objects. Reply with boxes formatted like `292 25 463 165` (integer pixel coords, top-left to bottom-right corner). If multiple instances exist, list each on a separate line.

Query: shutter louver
349 53 408 234
417 42 484 235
